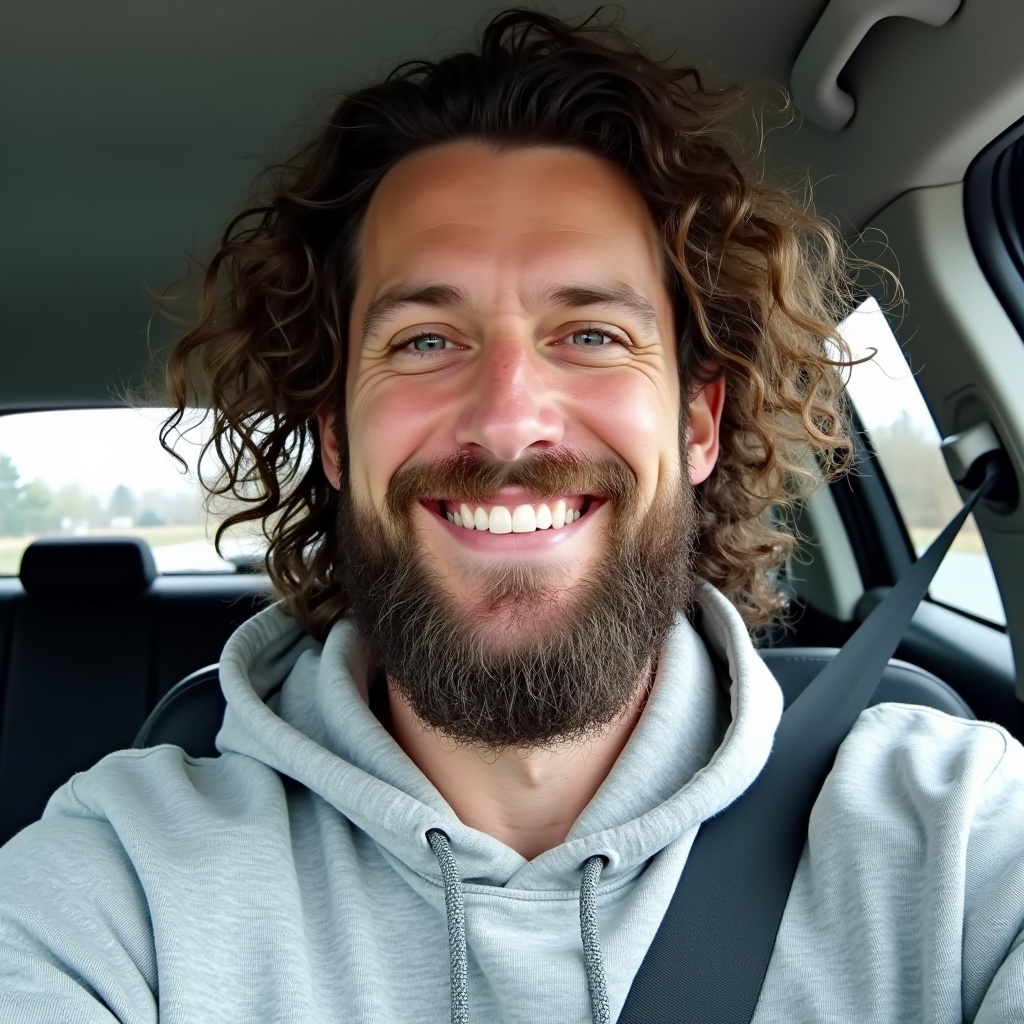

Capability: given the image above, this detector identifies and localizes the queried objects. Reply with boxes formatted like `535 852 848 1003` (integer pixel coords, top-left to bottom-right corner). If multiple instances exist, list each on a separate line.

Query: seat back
133 664 224 757
1 539 158 842
759 647 974 717
0 537 272 845
133 647 973 759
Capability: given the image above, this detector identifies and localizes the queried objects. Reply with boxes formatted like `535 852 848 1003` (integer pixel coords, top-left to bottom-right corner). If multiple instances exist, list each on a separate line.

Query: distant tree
108 484 138 523
17 478 53 535
137 509 165 527
871 411 960 529
49 483 104 529
0 454 53 536
0 453 22 534
137 488 202 526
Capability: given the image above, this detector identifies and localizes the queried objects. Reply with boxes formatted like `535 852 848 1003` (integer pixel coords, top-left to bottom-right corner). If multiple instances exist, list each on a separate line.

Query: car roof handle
791 0 962 131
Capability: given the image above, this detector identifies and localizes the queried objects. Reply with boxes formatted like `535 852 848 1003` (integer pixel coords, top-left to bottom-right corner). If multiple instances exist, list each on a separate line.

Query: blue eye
571 329 612 347
408 333 448 353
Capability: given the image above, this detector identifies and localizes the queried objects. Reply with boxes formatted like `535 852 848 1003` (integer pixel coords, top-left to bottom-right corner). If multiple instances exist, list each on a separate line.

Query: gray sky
0 407 204 497
839 297 939 440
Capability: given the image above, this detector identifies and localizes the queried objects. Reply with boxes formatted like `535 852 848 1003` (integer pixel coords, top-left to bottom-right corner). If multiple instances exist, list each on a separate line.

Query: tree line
867 412 964 530
0 453 201 536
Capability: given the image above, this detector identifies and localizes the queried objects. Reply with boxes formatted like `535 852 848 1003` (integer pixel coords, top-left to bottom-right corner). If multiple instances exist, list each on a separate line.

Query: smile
437 496 594 534
421 494 605 550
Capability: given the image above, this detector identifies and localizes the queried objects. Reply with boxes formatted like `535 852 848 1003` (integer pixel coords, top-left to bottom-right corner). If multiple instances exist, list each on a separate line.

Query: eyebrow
545 284 660 335
359 281 661 343
361 284 470 344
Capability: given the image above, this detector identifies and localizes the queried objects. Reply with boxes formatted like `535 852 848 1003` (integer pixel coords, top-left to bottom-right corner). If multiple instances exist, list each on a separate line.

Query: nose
453 333 564 461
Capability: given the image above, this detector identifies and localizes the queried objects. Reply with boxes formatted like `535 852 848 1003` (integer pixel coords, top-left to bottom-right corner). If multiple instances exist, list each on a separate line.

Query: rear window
0 408 266 576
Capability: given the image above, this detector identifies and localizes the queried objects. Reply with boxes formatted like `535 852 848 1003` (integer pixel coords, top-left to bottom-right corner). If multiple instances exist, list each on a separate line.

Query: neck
386 667 652 861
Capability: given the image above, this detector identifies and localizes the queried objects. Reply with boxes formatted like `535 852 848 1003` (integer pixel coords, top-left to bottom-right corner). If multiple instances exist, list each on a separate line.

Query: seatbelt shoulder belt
617 458 1002 1024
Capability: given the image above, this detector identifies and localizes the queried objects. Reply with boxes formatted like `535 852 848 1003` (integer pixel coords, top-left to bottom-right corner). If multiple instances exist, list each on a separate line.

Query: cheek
576 373 680 491
347 375 454 505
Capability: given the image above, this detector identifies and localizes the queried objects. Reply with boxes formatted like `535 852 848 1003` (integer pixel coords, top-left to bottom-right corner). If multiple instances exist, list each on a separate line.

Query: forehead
351 142 668 316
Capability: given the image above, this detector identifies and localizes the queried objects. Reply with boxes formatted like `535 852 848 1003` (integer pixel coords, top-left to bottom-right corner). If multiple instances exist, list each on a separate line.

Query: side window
0 408 266 576
840 297 1006 625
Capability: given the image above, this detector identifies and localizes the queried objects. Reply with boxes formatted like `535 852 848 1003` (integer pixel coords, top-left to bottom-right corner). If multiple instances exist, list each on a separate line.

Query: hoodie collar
216 580 783 891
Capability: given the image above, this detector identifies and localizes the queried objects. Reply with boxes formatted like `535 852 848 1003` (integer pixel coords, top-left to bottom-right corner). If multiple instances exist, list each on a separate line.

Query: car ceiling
2 0 1022 411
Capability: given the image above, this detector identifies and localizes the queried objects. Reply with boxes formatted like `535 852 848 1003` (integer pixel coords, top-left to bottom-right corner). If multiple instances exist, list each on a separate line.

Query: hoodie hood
215 579 783 893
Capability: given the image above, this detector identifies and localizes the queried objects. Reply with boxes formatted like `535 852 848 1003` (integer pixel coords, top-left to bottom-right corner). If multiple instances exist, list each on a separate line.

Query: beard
337 446 697 751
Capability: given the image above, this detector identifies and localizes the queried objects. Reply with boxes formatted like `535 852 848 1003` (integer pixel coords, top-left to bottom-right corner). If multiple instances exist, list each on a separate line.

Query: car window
0 408 266 576
840 297 1007 626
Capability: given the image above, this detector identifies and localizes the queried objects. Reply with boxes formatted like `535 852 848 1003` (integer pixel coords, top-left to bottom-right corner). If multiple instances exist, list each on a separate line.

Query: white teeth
551 499 566 529
488 506 513 534
511 504 536 533
445 498 586 534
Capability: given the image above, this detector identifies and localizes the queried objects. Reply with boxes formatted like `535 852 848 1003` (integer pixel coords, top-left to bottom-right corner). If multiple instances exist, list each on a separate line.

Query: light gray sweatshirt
1 581 1022 1022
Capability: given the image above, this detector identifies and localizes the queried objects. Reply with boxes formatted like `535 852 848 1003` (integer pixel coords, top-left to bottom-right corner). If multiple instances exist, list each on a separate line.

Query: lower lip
422 500 606 552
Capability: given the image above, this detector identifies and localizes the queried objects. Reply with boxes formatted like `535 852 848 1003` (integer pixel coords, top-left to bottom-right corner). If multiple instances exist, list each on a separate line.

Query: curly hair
160 7 856 639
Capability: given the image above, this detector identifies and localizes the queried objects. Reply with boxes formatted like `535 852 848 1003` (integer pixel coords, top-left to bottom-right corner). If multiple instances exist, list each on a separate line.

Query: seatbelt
617 459 1002 1024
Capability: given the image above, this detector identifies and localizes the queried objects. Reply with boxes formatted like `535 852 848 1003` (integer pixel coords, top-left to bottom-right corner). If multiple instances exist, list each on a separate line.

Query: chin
452 588 581 649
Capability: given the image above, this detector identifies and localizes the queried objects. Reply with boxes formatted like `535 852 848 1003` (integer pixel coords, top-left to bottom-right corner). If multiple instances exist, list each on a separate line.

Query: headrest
19 537 157 594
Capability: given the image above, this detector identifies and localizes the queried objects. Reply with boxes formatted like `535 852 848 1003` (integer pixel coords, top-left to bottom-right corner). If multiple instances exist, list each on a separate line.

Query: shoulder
0 745 280 1020
814 702 1022 849
2 744 289 880
0 745 294 994
763 706 1024 1020
0 753 173 1015
57 743 286 820
836 702 1013 791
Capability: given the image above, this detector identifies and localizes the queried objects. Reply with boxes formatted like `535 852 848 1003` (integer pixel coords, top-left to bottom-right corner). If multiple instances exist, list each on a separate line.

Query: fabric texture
1 580 1022 1022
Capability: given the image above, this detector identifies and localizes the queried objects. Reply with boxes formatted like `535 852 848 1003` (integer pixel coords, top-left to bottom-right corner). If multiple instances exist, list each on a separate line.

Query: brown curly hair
160 7 856 639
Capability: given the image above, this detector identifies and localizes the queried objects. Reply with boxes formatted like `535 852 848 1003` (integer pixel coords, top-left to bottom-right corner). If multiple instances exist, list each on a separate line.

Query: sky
0 407 206 497
838 297 940 442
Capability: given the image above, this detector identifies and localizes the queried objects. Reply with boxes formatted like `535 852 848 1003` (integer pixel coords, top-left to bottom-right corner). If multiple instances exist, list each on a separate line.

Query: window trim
827 413 914 593
964 115 1024 342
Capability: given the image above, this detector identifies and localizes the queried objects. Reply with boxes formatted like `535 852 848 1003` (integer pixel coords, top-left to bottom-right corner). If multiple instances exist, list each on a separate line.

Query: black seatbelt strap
618 461 1001 1024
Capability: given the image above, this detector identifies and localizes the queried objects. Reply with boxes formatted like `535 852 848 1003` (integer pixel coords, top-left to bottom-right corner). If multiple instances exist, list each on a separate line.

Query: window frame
964 115 1024 343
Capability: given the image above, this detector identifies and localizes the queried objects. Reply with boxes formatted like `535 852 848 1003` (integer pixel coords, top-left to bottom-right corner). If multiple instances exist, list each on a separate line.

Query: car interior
1 0 1022 852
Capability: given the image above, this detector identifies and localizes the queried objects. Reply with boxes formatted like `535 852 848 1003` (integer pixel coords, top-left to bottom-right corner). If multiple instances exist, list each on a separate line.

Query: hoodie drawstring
579 855 611 1024
427 829 469 1024
426 829 610 1024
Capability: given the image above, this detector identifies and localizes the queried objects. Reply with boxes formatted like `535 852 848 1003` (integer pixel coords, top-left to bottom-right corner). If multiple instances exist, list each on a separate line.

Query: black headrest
19 537 157 594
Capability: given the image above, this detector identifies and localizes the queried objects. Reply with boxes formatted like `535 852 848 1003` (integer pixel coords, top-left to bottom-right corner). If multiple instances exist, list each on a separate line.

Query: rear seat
0 537 272 845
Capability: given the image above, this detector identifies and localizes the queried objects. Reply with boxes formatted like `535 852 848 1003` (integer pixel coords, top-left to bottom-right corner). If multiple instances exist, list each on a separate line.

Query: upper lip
424 489 600 504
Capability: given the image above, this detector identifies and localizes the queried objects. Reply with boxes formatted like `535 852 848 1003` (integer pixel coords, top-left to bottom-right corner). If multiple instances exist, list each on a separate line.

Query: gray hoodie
1 581 1022 1022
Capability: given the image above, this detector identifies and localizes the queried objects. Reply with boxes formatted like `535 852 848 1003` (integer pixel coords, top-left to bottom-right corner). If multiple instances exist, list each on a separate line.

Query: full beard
337 448 697 751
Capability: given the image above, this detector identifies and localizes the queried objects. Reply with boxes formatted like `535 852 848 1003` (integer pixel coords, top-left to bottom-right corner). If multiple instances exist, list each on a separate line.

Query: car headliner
1 0 1022 410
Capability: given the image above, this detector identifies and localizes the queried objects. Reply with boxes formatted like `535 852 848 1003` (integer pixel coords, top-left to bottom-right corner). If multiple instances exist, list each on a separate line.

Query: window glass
0 409 267 576
840 297 1006 625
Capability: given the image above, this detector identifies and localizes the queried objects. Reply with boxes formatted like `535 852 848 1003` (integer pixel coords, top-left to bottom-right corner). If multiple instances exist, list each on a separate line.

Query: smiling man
330 142 719 855
2 9 1023 1024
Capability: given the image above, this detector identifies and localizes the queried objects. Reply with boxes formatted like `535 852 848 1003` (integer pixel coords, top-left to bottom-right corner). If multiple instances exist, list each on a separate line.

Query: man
2 9 1022 1022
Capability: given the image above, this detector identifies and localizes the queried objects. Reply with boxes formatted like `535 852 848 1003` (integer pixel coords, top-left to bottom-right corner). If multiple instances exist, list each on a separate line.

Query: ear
686 376 726 485
316 408 343 490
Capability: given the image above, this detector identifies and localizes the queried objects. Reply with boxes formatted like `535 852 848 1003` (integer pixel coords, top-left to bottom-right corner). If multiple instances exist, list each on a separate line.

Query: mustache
384 447 638 517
